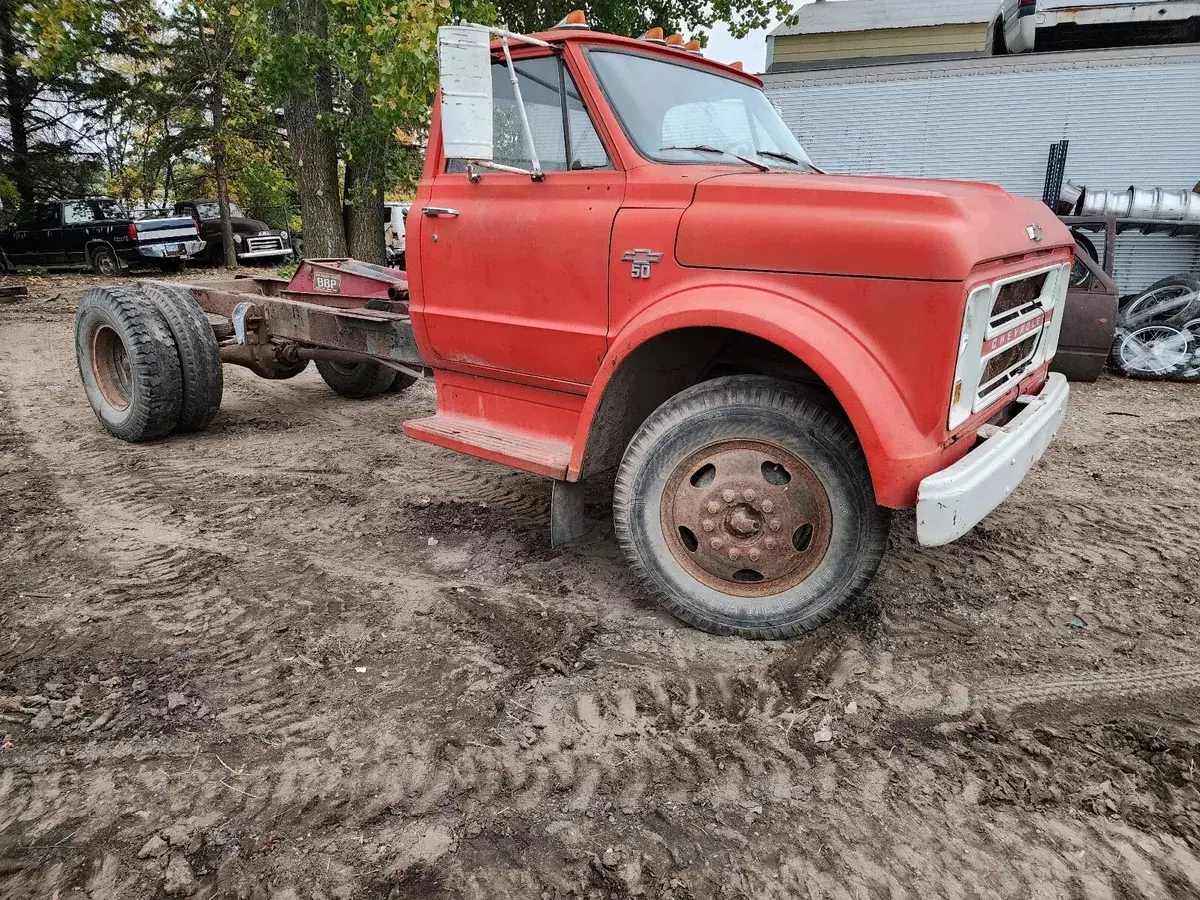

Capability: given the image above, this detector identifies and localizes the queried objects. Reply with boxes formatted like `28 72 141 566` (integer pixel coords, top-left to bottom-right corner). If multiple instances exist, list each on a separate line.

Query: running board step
403 414 571 479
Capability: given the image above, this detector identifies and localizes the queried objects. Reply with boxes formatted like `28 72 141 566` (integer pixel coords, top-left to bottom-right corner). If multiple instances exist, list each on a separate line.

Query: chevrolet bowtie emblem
1026 223 1044 242
622 248 664 279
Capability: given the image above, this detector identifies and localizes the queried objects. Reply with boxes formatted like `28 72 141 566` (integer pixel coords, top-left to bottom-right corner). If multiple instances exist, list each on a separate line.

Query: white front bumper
917 372 1069 547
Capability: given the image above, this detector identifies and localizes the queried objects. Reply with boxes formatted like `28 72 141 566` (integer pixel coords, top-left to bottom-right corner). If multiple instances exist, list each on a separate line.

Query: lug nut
721 489 735 503
761 500 774 513
702 519 715 532
748 549 760 562
769 520 781 532
765 537 776 550
743 489 756 502
728 548 741 561
710 538 723 550
707 501 720 514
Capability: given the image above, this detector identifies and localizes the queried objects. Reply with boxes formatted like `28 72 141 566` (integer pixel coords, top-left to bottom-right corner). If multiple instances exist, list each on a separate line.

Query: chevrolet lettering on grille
983 309 1052 355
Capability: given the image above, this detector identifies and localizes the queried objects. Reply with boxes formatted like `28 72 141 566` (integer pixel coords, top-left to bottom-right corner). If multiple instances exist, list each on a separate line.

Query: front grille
246 235 283 253
990 272 1048 327
979 332 1039 396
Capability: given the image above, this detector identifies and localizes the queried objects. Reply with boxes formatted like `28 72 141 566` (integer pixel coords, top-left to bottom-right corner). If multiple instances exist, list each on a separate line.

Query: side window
447 55 609 173
565 71 608 169
23 204 57 228
61 201 97 225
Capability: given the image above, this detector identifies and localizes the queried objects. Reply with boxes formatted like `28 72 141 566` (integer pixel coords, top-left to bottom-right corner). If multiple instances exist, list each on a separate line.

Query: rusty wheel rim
91 325 132 411
660 440 833 597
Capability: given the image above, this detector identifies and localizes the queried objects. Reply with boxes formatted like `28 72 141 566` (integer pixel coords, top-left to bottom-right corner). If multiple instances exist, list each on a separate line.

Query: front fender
570 283 956 508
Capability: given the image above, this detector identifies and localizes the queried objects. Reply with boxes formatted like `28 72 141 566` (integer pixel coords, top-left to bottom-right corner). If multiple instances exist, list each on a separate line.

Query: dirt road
1 275 1199 899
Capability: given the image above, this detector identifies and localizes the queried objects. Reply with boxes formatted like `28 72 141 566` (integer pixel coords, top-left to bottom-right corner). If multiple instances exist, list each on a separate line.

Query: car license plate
165 244 182 257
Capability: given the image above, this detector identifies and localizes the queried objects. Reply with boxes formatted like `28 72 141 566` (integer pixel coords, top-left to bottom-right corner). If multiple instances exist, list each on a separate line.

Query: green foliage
0 176 19 227
254 0 493 206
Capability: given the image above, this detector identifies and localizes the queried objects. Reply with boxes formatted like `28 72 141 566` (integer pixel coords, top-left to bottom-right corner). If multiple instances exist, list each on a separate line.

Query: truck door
58 200 98 266
417 52 622 387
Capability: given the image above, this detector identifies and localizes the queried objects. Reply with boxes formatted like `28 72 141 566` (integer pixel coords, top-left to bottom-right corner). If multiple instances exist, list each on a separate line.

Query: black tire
315 359 398 398
613 375 890 640
386 371 419 393
251 357 309 380
1072 231 1098 263
137 281 223 432
156 258 186 275
90 244 121 276
75 286 182 442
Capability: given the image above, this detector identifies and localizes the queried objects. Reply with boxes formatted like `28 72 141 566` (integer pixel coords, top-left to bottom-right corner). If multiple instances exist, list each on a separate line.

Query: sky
703 21 776 74
702 0 815 74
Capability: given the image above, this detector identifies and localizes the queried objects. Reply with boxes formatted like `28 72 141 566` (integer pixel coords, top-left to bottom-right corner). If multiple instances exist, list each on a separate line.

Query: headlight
233 234 244 245
279 230 288 241
948 285 992 430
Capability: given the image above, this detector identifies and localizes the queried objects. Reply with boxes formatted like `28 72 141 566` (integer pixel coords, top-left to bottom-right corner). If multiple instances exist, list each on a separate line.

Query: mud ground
1 272 1198 899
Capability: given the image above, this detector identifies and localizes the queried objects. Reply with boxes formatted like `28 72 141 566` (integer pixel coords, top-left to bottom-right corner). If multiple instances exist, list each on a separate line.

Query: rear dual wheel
76 284 223 441
316 360 416 398
614 376 889 639
76 287 183 441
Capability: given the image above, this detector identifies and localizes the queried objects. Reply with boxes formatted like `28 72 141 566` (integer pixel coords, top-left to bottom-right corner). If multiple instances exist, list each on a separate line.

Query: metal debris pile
1111 275 1200 381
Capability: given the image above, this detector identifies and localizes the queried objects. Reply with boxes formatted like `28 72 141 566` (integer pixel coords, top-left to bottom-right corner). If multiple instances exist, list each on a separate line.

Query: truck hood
201 216 276 235
675 173 1072 282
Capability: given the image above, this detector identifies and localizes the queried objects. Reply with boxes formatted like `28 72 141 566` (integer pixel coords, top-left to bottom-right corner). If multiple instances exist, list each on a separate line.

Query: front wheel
613 376 890 639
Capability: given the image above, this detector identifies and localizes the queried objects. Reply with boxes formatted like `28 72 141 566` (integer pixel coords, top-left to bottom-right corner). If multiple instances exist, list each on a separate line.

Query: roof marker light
684 39 701 52
729 60 744 70
641 26 665 42
555 9 589 29
666 33 684 46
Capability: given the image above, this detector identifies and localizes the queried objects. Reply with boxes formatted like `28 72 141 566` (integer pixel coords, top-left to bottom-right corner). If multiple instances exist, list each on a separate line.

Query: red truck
73 15 1074 639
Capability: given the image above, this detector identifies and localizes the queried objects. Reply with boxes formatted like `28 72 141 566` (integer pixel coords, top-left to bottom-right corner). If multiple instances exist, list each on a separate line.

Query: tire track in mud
979 663 1200 708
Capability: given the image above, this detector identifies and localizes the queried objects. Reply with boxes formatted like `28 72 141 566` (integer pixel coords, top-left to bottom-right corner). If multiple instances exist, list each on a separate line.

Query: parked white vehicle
994 0 1200 53
384 201 411 268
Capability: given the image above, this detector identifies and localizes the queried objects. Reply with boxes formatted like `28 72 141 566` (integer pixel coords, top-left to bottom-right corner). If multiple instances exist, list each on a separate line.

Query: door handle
421 207 460 218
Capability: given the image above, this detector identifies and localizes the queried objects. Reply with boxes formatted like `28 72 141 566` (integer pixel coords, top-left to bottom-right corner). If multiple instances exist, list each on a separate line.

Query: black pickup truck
0 198 205 275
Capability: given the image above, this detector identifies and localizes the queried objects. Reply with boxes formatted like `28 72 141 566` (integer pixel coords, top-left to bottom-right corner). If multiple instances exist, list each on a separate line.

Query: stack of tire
1111 275 1200 382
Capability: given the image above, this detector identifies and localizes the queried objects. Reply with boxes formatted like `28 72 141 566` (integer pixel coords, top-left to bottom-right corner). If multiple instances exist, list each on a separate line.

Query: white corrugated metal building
762 32 1200 293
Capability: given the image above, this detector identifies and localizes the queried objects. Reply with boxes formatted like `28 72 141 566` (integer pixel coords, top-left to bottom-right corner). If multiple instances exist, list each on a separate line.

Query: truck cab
402 20 1074 637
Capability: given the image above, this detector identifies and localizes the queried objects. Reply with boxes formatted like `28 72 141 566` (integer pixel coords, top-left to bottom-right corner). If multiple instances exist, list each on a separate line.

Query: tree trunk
0 0 32 207
343 82 386 264
344 165 386 265
276 0 345 258
210 85 237 269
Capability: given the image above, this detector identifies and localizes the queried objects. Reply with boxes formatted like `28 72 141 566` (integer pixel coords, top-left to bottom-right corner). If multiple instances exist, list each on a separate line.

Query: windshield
194 201 245 219
587 50 816 171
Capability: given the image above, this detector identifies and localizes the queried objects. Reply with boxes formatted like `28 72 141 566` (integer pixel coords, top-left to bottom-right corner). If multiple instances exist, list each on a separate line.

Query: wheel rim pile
1112 275 1200 382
